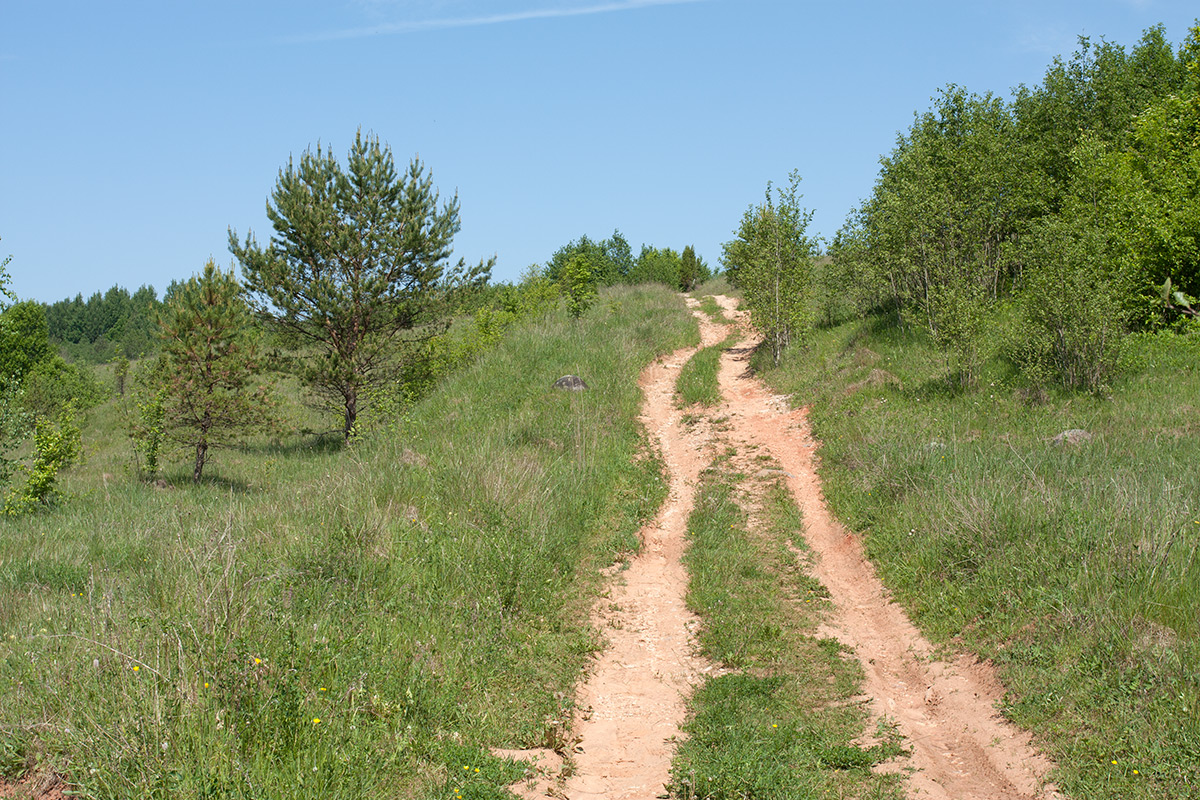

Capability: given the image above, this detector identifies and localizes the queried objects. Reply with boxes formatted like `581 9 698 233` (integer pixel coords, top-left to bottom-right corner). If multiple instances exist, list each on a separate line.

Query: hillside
2 283 1198 799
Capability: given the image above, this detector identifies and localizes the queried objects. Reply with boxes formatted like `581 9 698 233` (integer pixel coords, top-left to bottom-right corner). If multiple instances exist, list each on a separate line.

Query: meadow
757 311 1200 798
0 284 696 799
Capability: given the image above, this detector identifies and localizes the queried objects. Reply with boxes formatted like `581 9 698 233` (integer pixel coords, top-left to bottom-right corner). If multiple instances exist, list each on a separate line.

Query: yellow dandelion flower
132 665 140 672
312 717 321 725
204 682 210 689
254 658 262 665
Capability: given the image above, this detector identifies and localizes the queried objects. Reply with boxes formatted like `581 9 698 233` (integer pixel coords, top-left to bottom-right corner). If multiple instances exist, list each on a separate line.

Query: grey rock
553 375 589 391
1050 429 1092 446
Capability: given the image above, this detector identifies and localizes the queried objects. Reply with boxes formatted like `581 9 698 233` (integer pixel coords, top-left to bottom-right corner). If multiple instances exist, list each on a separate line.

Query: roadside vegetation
671 458 904 800
713 22 1200 799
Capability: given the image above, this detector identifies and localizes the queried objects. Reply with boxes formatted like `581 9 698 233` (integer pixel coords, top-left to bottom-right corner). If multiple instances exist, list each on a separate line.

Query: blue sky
2 1 1197 302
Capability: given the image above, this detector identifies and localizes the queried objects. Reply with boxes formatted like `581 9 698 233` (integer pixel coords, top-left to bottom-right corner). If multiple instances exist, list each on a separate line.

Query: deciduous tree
723 172 818 365
561 253 597 319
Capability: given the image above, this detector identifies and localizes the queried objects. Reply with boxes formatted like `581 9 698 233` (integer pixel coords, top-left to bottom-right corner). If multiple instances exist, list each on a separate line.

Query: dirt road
506 296 1060 800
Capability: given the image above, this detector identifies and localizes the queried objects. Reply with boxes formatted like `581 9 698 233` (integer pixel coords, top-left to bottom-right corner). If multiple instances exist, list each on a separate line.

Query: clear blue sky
3 1 1197 302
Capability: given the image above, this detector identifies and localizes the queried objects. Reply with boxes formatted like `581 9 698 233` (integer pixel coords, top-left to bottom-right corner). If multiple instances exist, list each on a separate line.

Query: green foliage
624 244 679 287
561 253 598 319
831 24 1199 392
0 294 106 416
0 255 27 490
723 171 818 365
127 378 166 480
3 404 82 515
677 245 710 292
843 86 1031 376
0 383 30 488
0 255 103 510
1126 27 1200 308
230 130 493 439
1012 138 1142 391
155 260 278 483
1012 25 1187 200
0 301 52 390
545 230 632 286
1159 277 1200 324
0 252 13 309
112 355 130 396
19 357 107 418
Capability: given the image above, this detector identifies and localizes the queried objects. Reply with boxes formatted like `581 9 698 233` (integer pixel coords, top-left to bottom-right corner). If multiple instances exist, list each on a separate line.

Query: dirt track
506 295 1061 800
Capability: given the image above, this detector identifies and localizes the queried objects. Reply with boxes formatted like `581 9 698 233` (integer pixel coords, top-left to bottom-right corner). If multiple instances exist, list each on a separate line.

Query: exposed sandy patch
0 774 68 800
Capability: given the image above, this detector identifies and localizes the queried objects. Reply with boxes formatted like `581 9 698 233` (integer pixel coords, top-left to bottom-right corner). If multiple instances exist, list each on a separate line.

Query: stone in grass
553 375 589 391
1050 429 1093 446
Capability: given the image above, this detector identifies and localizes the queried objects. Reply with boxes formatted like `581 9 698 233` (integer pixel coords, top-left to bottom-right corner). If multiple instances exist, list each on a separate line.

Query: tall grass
759 316 1200 798
0 284 697 799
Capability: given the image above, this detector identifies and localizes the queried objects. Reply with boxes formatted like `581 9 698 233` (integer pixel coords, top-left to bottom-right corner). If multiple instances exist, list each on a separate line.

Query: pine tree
156 260 276 482
230 131 493 439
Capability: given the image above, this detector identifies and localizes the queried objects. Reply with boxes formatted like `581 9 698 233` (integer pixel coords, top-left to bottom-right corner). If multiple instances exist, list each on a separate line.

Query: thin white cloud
282 0 708 44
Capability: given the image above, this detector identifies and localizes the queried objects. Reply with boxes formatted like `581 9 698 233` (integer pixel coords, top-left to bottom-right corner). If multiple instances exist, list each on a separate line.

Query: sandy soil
559 300 729 800
507 295 1061 800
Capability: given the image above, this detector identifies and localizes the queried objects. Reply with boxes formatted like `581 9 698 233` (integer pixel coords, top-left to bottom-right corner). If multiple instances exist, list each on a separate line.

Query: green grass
670 456 904 800
676 334 737 408
692 276 733 301
0 284 699 799
758 315 1200 798
697 296 724 322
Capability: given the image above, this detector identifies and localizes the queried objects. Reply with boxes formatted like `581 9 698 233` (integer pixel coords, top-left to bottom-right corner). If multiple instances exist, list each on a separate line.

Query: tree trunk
343 388 358 442
193 441 207 483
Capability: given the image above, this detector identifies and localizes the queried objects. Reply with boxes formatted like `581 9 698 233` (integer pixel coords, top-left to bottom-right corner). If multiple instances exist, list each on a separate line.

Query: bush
3 404 82 514
19 357 107 417
1013 217 1131 392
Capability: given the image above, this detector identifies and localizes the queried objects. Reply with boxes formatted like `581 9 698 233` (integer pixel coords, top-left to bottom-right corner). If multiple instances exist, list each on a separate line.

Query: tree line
43 284 162 363
543 230 712 296
725 23 1199 391
826 23 1200 391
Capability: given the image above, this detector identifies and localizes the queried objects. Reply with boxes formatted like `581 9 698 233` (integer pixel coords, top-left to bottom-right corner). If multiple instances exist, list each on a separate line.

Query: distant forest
42 284 165 364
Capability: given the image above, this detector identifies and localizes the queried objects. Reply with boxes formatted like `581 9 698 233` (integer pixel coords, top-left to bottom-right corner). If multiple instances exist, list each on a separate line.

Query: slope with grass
757 312 1200 798
0 284 697 799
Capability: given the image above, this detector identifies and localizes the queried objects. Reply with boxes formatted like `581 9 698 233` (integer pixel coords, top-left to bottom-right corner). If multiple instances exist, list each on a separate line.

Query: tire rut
506 295 1060 800
710 295 1060 800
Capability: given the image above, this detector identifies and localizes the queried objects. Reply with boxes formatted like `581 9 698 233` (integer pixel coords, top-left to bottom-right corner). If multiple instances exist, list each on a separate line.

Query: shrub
3 404 82 514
